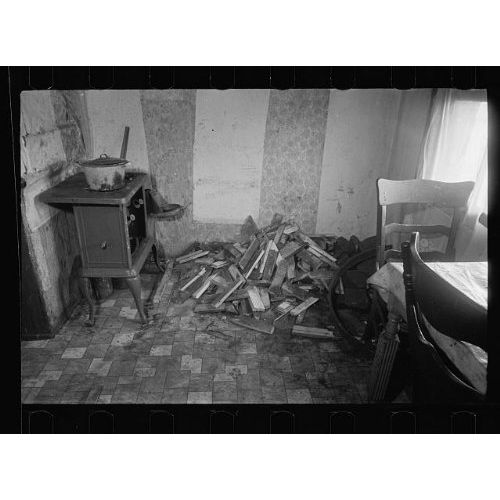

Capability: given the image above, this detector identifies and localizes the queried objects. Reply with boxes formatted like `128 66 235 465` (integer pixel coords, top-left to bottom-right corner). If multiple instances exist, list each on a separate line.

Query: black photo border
3 66 499 433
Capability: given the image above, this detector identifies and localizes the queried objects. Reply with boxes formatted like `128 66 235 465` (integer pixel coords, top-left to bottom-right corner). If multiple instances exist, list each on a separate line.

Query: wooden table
39 172 161 325
367 261 488 396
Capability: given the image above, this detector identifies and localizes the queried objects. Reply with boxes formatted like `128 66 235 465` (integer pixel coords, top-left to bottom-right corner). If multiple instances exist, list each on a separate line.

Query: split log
243 248 265 278
195 256 215 265
280 240 306 260
213 277 245 307
286 256 296 280
282 282 309 301
296 232 338 266
273 224 286 246
230 316 275 335
192 272 217 299
258 287 271 309
228 264 245 282
194 303 238 314
289 296 319 317
180 266 207 292
211 260 228 269
269 259 288 294
292 325 334 339
259 239 273 274
176 249 209 264
261 243 279 281
283 224 299 235
247 286 266 312
238 237 261 270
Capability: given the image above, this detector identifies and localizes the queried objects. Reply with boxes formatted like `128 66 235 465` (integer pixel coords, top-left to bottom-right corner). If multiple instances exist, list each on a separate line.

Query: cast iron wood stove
40 172 162 325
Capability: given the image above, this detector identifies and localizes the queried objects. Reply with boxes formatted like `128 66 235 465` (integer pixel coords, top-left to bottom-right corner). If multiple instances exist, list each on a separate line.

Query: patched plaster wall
21 90 88 333
316 90 402 239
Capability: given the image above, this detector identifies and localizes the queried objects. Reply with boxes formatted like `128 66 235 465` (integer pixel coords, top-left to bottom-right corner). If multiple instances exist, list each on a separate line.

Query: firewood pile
170 214 349 340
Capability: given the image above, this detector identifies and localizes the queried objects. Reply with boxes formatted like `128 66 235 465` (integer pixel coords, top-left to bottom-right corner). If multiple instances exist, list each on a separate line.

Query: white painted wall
85 90 150 174
315 90 402 239
192 89 270 223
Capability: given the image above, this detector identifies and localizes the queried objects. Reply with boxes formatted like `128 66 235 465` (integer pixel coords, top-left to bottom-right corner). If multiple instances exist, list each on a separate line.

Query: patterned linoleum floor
21 270 375 404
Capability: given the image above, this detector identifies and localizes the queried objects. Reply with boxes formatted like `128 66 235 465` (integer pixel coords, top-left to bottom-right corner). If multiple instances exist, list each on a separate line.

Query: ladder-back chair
376 178 474 269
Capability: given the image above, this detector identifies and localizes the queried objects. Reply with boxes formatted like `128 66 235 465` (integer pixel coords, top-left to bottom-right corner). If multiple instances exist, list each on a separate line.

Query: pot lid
79 154 128 167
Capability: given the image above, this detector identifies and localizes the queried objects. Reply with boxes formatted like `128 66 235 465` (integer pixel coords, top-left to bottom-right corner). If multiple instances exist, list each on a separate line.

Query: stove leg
126 275 148 324
152 243 165 273
80 277 95 327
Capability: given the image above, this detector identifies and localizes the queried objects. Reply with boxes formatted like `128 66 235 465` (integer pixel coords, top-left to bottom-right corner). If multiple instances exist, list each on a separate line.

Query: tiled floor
21 269 375 404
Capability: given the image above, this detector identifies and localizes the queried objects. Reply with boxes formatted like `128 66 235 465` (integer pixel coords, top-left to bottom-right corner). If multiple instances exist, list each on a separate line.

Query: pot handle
100 154 109 158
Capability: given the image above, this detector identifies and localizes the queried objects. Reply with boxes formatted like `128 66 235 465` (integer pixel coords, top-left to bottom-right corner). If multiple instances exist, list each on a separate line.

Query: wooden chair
401 232 485 403
376 178 474 269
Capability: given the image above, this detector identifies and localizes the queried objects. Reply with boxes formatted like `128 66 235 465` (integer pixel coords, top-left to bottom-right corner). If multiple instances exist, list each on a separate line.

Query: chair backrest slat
376 178 474 268
384 222 451 236
378 179 475 207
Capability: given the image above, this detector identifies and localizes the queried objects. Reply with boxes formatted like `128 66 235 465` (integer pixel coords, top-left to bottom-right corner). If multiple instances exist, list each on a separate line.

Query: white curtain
410 89 488 260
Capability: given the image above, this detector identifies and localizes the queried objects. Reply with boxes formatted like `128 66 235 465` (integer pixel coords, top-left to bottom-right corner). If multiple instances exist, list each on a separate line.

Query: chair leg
80 277 95 327
126 275 148 324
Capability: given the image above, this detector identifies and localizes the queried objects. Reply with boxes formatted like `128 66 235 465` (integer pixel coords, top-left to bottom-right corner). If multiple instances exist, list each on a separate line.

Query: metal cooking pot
79 154 130 191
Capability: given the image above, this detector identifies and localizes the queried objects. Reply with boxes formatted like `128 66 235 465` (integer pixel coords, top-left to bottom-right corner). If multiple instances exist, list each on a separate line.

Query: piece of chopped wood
273 303 295 324
296 232 337 266
276 300 294 313
258 287 271 309
282 281 309 301
228 263 245 282
295 310 306 324
211 274 230 287
292 325 334 339
194 256 215 265
298 285 315 291
283 224 299 235
286 256 296 280
290 297 319 317
233 242 247 254
211 260 228 269
195 303 237 314
305 246 338 267
273 224 286 246
224 244 242 258
176 249 209 264
180 266 207 292
247 286 266 312
269 259 288 294
259 240 273 274
308 269 336 280
224 288 249 301
246 279 271 287
244 248 265 278
213 277 245 308
240 298 252 316
261 243 278 281
192 272 218 299
238 237 261 270
280 240 305 260
298 261 312 273
230 316 274 335
297 249 323 269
